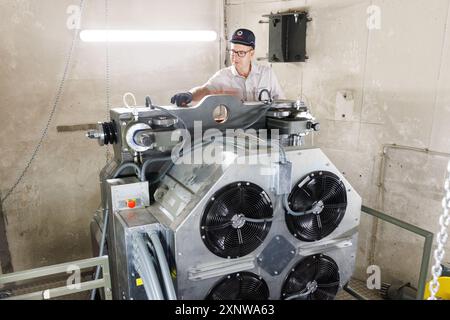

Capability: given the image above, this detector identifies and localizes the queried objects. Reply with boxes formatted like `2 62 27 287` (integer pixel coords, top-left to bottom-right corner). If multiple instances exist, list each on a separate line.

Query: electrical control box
264 11 309 63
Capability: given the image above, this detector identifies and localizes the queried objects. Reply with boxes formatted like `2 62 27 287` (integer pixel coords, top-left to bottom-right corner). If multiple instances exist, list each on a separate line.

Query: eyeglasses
227 49 254 57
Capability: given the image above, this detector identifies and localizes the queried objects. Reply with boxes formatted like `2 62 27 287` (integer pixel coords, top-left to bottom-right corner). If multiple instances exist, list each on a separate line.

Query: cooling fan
200 182 273 258
285 171 347 241
206 272 270 300
281 254 340 300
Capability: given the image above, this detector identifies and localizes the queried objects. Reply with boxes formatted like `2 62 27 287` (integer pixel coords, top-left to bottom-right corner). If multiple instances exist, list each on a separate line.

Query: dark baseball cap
230 28 255 48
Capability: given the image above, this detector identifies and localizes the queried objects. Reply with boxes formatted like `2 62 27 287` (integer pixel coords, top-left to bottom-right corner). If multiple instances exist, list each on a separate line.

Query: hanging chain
429 160 450 300
1 0 85 206
105 0 112 163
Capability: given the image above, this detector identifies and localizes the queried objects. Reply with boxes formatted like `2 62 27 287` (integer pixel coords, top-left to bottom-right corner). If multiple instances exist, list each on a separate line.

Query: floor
1 276 383 300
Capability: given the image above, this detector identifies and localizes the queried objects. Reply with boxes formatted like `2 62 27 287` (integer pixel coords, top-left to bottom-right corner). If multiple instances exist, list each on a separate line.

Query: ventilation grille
285 171 347 241
200 182 273 258
281 254 340 300
206 272 270 300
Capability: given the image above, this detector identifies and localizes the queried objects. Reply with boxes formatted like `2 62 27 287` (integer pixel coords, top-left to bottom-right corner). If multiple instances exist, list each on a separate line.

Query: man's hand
170 92 193 107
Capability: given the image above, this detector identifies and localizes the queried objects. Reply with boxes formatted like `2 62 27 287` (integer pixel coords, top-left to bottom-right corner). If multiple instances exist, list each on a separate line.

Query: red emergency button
127 199 136 208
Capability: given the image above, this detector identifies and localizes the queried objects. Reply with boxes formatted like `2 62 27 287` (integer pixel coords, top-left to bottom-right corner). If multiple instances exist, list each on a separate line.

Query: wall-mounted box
263 11 309 63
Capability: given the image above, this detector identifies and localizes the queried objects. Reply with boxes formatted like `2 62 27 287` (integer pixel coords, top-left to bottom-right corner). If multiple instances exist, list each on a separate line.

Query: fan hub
231 214 246 229
306 280 318 293
311 200 324 215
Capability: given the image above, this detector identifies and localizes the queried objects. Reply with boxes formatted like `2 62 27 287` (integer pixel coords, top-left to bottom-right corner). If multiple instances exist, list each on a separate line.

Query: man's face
230 43 254 69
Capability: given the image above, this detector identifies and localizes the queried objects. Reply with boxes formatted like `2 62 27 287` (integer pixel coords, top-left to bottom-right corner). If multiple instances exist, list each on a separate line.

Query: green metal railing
0 256 112 300
344 205 434 300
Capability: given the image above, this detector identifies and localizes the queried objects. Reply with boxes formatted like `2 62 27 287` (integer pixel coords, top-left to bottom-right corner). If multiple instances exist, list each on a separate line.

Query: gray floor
3 277 382 300
336 278 383 300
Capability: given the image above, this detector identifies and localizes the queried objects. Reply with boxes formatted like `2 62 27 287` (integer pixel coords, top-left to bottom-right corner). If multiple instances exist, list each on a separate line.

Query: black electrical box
265 11 308 63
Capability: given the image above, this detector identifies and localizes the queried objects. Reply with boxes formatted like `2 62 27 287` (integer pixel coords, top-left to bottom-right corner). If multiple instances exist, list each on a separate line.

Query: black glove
170 92 193 107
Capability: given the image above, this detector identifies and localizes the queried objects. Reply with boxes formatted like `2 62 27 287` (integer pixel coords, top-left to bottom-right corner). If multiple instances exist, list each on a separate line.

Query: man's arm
190 85 240 103
171 68 239 107
190 85 212 103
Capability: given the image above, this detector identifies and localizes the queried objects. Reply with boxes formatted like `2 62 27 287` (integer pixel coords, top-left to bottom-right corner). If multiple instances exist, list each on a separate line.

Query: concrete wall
0 0 223 271
226 0 450 287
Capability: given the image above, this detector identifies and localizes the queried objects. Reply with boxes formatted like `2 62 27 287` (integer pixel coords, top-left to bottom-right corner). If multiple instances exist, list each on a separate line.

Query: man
171 28 285 107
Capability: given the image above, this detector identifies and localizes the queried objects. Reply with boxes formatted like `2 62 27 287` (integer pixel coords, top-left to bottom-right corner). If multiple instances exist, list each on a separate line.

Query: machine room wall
0 0 223 271
226 0 450 286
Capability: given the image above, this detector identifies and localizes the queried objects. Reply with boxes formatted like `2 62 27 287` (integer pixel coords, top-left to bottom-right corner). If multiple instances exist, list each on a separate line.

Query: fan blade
242 217 273 223
301 187 313 199
308 178 322 200
317 281 340 288
237 228 243 245
323 203 346 210
315 260 339 284
315 215 323 230
238 186 244 207
312 259 320 281
314 288 337 299
320 183 341 203
284 287 309 300
203 221 233 231
321 175 326 197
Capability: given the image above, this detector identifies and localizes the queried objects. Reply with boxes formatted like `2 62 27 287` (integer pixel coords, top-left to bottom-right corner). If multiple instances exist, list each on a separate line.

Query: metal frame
0 256 112 300
344 205 434 300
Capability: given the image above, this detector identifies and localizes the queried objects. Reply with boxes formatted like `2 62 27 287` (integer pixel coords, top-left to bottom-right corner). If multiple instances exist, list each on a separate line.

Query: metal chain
1 0 85 205
429 160 450 300
105 0 112 163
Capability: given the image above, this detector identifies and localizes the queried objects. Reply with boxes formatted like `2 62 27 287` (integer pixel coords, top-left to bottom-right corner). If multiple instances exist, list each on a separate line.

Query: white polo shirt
204 62 285 102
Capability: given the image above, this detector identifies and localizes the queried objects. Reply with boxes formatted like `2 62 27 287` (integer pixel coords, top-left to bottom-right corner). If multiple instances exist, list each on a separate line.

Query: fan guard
285 171 347 242
206 272 270 300
281 254 340 300
200 182 273 258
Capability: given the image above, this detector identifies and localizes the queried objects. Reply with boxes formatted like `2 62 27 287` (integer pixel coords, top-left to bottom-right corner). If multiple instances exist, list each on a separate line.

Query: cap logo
237 31 243 36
